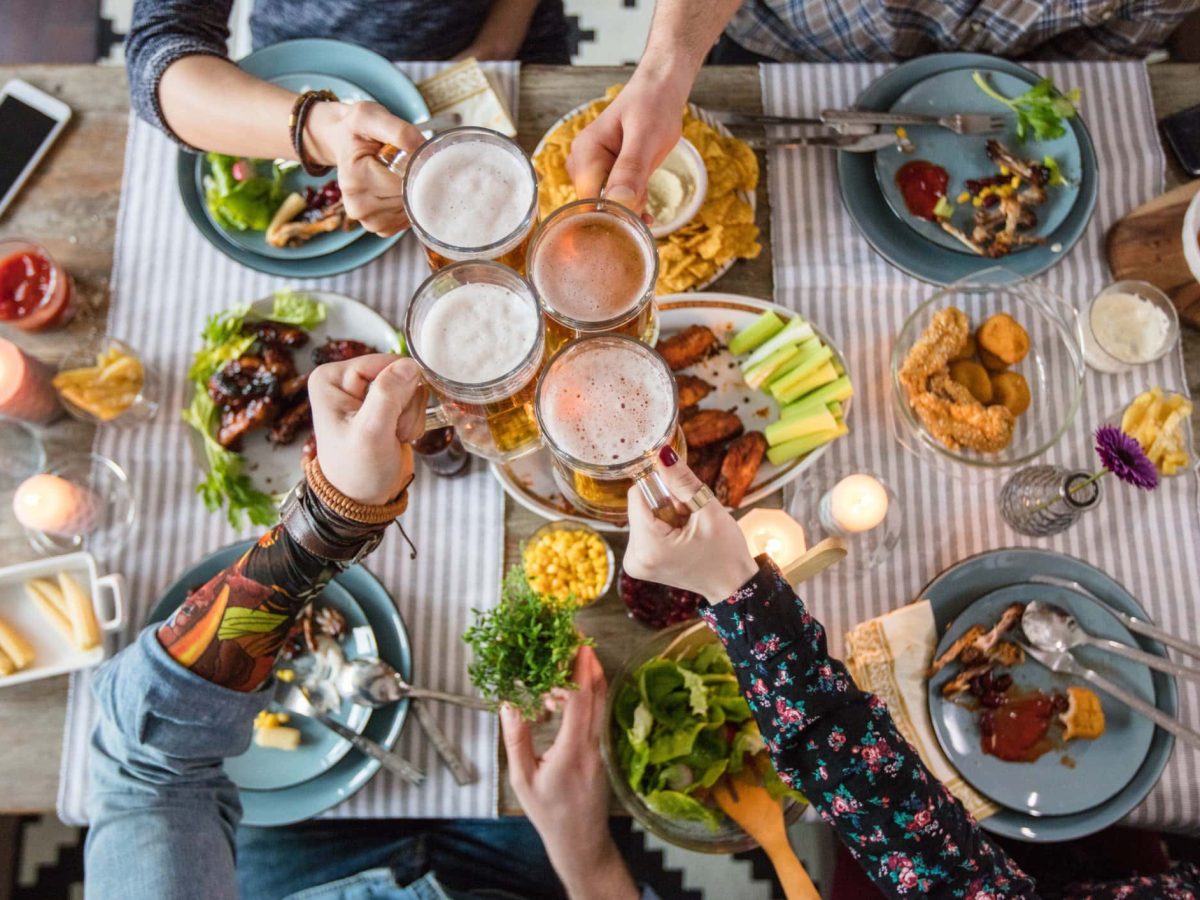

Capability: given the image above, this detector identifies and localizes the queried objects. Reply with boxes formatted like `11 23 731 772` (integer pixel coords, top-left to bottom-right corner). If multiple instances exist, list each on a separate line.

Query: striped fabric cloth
57 61 520 825
763 61 1200 832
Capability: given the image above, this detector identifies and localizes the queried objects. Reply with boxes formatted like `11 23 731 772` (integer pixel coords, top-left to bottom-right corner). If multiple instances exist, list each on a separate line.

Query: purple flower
1095 425 1158 491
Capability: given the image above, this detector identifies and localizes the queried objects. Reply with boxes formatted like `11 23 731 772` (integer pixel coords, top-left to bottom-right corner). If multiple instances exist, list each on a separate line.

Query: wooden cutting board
1106 179 1200 328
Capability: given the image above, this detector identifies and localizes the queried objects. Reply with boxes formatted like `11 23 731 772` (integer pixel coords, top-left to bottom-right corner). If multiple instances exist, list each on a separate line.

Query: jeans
236 819 567 900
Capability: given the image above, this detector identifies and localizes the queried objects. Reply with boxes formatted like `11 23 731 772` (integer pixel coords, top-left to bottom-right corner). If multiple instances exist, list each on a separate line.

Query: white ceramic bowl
648 138 709 238
1183 188 1200 289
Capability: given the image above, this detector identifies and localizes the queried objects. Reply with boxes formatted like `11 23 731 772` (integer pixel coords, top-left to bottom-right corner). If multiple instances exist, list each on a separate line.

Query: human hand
305 100 426 236
309 355 427 505
567 70 690 213
624 450 759 603
500 646 638 900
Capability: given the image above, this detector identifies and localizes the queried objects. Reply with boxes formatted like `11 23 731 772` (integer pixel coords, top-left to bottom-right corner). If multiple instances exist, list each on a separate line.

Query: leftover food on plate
931 602 1106 764
534 86 760 293
899 307 1033 454
253 710 302 750
1121 387 1193 476
53 344 144 421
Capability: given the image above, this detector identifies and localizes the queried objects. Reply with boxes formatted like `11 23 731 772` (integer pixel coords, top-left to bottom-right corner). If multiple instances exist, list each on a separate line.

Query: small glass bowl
1106 386 1198 479
21 453 135 562
1082 280 1179 374
600 620 804 853
0 239 75 331
522 520 615 604
0 417 45 489
56 336 159 426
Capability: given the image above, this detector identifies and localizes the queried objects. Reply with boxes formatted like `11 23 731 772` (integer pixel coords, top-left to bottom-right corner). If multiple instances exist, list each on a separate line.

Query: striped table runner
57 62 520 825
762 62 1200 832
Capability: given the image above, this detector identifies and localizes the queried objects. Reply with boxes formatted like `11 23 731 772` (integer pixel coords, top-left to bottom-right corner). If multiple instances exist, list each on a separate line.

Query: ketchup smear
895 160 950 221
981 691 1057 763
0 251 54 322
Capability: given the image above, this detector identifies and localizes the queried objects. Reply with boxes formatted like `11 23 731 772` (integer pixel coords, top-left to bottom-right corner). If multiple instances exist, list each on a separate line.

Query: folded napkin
844 601 999 821
417 58 516 135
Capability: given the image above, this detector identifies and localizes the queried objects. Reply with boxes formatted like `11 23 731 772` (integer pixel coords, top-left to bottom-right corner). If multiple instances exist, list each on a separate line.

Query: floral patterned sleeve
700 556 1039 899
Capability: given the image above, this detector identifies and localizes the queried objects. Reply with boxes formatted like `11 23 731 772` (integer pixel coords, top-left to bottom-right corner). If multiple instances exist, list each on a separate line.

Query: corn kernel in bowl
523 524 611 604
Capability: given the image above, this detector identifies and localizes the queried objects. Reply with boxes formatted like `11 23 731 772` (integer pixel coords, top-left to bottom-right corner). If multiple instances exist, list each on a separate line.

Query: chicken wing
682 409 744 449
656 325 718 371
676 374 715 409
715 431 767 507
689 444 726 490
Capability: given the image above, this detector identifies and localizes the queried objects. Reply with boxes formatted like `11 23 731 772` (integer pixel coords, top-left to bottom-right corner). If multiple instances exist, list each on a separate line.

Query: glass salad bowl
600 620 805 854
889 277 1085 474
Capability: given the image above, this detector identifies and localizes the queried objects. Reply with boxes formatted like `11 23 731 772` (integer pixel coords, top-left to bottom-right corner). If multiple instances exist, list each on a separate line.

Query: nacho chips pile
533 85 761 294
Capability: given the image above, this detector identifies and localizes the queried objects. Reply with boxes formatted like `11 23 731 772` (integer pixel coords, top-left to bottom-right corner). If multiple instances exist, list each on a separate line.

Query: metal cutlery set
710 108 1006 152
1017 577 1200 749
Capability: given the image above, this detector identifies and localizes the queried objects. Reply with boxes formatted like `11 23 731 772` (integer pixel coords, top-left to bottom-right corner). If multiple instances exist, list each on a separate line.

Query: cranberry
619 572 701 630
992 673 1013 692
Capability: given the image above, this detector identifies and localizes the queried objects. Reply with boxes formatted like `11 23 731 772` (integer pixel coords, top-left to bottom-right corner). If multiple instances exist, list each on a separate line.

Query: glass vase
999 465 1102 537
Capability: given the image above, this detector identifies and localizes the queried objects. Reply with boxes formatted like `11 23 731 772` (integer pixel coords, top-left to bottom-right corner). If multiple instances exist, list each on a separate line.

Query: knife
412 699 478 786
744 133 905 153
1015 639 1200 750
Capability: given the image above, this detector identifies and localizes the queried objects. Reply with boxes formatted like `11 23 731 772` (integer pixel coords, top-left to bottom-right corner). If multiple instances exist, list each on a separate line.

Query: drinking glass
534 335 683 523
0 417 45 489
405 262 544 462
527 199 660 354
378 126 539 271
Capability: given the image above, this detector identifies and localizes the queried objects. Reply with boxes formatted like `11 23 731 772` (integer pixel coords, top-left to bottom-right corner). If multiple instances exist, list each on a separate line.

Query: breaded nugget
949 333 978 362
990 371 1031 416
655 325 718 371
949 360 993 404
715 432 767 507
682 408 744 448
676 374 715 409
977 313 1030 366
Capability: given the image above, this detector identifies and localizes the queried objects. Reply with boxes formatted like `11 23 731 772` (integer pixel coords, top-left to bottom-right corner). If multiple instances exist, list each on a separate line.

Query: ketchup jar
0 240 75 331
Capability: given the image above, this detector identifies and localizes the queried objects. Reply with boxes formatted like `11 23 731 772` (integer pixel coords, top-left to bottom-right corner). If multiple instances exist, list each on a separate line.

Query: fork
820 109 1007 136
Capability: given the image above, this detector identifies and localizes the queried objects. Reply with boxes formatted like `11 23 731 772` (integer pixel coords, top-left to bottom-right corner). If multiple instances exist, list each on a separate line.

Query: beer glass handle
423 404 451 435
636 470 685 527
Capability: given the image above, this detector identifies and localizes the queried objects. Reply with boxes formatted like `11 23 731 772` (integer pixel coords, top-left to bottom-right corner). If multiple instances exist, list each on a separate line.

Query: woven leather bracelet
289 89 338 177
303 458 409 525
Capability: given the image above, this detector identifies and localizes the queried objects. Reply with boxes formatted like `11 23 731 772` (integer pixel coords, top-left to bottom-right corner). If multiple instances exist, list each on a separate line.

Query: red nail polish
659 445 678 467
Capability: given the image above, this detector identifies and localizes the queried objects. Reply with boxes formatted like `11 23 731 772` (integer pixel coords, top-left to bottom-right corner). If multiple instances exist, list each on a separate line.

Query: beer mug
527 198 660 354
378 127 539 272
406 261 544 462
534 335 684 523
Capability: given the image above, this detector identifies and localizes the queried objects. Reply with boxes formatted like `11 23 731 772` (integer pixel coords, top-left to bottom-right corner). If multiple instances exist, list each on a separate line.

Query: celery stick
765 408 838 446
832 358 845 377
775 362 838 405
779 375 854 418
744 345 800 390
768 344 833 400
742 317 813 370
729 310 786 356
765 337 821 387
766 423 849 466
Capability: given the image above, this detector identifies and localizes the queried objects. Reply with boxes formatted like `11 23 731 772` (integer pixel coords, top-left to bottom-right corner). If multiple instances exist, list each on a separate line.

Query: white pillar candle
737 508 807 567
822 474 889 534
12 474 98 538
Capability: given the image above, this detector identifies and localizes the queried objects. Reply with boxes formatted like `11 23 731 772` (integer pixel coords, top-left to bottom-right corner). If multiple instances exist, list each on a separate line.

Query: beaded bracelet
289 89 339 177
303 457 409 525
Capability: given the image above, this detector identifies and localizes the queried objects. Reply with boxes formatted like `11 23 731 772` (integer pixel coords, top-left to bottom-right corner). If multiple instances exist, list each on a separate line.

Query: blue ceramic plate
177 39 429 278
147 541 412 827
874 69 1082 254
928 585 1154 817
196 72 374 261
922 548 1176 842
222 579 377 792
838 53 1097 284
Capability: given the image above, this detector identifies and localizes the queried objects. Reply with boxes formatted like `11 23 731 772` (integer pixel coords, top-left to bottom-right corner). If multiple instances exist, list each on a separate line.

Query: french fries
0 615 35 672
24 572 101 653
52 344 144 421
1121 387 1194 476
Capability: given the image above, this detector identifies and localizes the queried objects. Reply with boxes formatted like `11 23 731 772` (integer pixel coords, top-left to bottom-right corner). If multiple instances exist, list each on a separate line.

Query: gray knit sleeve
126 0 237 148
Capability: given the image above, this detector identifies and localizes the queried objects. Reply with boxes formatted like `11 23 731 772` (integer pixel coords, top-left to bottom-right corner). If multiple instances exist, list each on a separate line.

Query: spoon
337 656 493 711
1022 601 1200 683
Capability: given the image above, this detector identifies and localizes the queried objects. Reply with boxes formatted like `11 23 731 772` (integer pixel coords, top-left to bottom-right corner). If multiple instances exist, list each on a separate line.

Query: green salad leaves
972 72 1081 143
183 290 327 529
203 153 287 232
463 567 592 720
614 642 801 831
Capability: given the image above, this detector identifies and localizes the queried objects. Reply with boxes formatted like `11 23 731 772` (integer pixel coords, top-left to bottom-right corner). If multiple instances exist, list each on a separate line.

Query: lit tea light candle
820 474 889 535
0 338 61 424
12 474 98 538
737 508 807 567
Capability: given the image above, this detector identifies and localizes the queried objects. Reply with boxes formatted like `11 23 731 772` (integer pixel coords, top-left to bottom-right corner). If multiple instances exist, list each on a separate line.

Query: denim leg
423 819 566 900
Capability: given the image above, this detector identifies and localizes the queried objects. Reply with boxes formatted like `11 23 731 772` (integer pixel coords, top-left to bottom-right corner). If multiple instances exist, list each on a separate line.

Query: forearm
553 839 640 900
156 463 398 691
635 0 744 92
467 0 541 58
703 559 1037 898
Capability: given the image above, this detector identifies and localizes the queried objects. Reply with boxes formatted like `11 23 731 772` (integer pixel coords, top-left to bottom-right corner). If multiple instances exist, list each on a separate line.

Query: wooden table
0 63 1197 817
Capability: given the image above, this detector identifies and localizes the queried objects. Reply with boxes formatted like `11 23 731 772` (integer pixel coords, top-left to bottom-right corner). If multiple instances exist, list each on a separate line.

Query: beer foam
531 212 653 323
541 345 673 465
418 283 538 383
408 141 534 249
